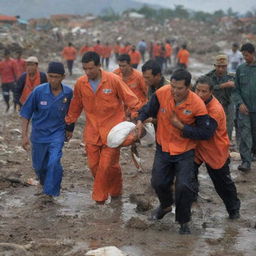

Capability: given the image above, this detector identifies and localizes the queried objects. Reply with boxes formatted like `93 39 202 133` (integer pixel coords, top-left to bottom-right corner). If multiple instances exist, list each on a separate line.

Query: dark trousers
66 60 74 75
1 82 16 110
151 144 197 224
195 159 240 214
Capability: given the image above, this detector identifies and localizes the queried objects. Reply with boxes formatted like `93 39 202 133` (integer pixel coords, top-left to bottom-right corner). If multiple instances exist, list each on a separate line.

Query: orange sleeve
65 80 83 124
138 74 148 96
114 76 142 117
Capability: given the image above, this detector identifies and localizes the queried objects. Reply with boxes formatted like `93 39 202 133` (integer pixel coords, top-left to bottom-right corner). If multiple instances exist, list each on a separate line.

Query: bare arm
21 117 30 151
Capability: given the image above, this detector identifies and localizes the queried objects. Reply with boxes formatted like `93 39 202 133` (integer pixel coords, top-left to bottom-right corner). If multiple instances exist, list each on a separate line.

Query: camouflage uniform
232 61 256 166
206 70 235 140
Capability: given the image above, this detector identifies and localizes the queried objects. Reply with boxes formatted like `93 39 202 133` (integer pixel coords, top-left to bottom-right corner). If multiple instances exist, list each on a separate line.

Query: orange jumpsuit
196 96 230 169
129 51 141 66
65 70 141 202
113 68 148 106
177 49 190 66
62 46 77 60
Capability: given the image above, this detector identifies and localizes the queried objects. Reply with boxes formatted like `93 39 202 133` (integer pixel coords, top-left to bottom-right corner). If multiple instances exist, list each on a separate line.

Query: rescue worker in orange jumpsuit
136 69 214 234
129 45 141 69
176 44 190 69
113 54 148 116
194 76 240 219
65 51 141 204
62 42 77 76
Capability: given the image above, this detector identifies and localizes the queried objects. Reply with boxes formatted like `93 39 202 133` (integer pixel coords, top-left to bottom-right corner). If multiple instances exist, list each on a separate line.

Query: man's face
242 51 254 64
82 61 101 80
47 73 64 89
26 62 38 75
143 69 160 87
215 65 227 77
118 61 131 76
171 79 189 103
195 83 212 102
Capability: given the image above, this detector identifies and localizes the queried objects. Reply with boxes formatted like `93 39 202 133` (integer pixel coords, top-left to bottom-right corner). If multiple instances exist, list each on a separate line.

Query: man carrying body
233 43 256 171
194 75 240 219
65 51 141 204
136 69 214 234
206 55 235 141
16 56 47 106
20 62 73 198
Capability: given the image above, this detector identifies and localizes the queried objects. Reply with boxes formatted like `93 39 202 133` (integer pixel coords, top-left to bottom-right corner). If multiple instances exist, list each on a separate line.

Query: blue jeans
32 141 64 196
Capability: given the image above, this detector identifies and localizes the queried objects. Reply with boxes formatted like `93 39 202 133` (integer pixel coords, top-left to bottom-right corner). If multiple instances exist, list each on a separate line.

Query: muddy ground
0 59 256 256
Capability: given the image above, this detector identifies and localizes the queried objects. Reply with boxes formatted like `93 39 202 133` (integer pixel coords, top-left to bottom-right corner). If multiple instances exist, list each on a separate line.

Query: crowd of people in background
0 38 255 235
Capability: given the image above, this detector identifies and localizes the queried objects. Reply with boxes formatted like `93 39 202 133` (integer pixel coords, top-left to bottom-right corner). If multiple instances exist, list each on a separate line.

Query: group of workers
0 40 255 235
60 39 190 76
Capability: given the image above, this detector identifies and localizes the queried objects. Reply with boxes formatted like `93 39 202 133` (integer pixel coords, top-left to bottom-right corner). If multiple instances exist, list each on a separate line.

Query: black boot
179 223 191 234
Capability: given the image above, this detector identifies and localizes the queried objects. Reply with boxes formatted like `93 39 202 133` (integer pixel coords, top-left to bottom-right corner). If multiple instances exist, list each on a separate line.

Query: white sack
107 121 136 148
85 246 126 256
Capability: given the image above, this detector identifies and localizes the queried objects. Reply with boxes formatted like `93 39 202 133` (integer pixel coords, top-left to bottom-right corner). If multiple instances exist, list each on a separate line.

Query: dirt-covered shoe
238 162 251 172
179 223 191 234
149 206 172 220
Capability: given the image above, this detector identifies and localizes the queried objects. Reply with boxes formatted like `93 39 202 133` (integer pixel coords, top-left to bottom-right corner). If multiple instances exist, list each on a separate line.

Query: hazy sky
136 0 256 13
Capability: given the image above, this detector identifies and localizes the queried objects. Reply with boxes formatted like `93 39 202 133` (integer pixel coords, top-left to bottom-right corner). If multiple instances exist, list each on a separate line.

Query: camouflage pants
223 104 234 141
238 112 256 164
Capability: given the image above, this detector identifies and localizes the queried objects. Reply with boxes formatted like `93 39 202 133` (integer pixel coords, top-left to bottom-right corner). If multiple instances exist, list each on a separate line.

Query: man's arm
21 117 30 150
171 112 217 140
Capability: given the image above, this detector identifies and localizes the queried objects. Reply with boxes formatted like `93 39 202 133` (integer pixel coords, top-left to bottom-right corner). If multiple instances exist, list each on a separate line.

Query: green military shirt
206 69 234 106
148 76 169 98
233 62 256 112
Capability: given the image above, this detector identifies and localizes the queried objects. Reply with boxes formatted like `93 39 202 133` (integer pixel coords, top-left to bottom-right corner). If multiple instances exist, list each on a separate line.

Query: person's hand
135 120 144 139
65 131 73 142
22 135 30 151
239 103 249 115
220 80 235 88
170 111 184 130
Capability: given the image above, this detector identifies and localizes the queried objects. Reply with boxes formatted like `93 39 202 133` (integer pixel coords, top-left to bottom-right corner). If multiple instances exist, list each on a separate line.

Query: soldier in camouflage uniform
206 55 235 141
233 43 256 172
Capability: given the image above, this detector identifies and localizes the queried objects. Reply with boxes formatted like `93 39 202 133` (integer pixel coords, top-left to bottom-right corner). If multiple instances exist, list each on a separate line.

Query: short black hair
118 54 131 64
171 69 191 87
142 60 161 76
241 43 255 54
232 42 239 48
195 76 214 91
82 51 100 66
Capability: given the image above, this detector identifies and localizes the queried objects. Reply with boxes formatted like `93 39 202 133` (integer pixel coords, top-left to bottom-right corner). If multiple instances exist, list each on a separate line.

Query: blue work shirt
20 83 73 143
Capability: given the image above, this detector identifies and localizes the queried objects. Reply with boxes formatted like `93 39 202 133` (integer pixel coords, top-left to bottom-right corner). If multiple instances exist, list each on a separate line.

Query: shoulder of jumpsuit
112 68 121 76
18 72 27 82
205 69 216 78
155 84 171 95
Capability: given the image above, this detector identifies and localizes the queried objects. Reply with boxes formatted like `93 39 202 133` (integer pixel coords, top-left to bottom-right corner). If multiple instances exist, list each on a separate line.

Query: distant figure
101 42 112 70
129 45 141 69
113 41 121 63
176 44 190 69
0 49 19 112
228 43 243 73
165 39 172 69
137 39 147 63
15 50 26 78
16 56 47 106
62 42 77 76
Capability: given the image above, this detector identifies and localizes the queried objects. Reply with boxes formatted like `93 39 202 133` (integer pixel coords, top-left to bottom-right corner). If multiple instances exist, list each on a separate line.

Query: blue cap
47 61 65 75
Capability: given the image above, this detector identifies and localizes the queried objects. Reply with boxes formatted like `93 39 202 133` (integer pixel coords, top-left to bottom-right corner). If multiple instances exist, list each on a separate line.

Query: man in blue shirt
20 62 73 199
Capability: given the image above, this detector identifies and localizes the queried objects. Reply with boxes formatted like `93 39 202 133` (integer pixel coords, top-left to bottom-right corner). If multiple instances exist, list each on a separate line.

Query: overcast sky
136 0 256 14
